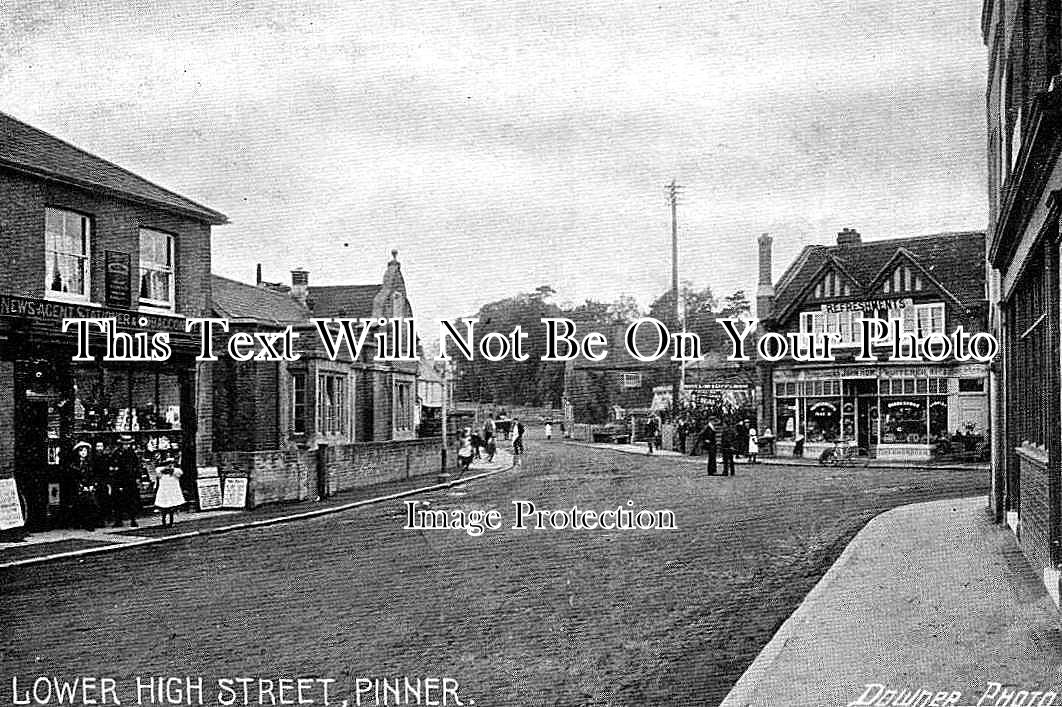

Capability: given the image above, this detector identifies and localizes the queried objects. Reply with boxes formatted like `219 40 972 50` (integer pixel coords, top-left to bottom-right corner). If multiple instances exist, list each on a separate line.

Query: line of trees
450 283 751 408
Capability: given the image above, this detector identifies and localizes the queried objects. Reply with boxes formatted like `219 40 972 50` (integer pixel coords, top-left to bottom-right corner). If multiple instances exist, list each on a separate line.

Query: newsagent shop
0 112 227 531
756 228 990 462
0 298 204 529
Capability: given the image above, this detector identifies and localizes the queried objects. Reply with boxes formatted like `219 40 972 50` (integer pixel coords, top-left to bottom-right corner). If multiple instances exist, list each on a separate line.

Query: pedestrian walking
482 415 497 462
110 434 142 528
747 423 759 464
512 418 525 457
153 456 185 527
702 419 718 475
544 421 553 441
645 416 658 455
721 424 736 476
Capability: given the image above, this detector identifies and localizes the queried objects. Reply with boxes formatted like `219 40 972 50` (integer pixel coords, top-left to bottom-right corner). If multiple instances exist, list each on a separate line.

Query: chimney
291 268 309 306
836 227 861 248
256 263 263 286
756 233 775 319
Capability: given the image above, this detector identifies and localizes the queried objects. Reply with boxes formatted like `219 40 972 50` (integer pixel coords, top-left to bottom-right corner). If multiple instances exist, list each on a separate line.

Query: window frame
138 227 176 311
622 372 643 388
44 207 92 303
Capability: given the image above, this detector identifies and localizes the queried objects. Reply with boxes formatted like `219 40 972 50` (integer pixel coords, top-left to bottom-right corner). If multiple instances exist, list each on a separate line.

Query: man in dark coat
110 435 142 528
702 420 718 475
720 423 736 476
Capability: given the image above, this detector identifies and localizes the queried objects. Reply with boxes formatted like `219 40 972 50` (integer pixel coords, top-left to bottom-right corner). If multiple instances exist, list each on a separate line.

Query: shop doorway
13 397 52 530
852 381 878 456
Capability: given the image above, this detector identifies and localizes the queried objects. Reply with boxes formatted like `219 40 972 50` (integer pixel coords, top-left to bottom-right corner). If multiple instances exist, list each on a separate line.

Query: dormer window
882 264 923 294
813 270 851 299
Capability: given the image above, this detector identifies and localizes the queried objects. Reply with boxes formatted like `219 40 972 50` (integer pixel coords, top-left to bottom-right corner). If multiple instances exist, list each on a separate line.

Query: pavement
0 449 513 569
721 496 1062 707
568 439 989 472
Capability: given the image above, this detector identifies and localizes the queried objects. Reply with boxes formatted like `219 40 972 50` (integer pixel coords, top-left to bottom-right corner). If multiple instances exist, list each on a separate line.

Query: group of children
455 415 531 471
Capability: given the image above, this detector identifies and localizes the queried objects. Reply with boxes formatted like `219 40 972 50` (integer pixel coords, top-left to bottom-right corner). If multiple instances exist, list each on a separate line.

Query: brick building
759 229 990 462
983 0 1062 603
0 112 226 529
212 252 420 453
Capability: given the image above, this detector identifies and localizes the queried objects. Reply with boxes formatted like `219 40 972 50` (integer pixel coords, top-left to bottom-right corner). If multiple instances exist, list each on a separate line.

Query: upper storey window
45 207 91 301
139 228 175 310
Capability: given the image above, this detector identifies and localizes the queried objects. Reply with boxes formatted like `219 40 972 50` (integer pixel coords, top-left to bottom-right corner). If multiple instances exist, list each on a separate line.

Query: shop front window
929 396 948 442
881 398 927 444
805 399 840 443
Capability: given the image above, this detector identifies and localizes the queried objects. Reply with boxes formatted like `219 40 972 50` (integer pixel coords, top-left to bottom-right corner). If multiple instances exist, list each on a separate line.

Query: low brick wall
214 438 443 508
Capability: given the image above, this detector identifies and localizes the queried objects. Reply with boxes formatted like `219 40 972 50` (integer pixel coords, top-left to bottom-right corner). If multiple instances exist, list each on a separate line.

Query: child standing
457 428 475 472
154 456 185 527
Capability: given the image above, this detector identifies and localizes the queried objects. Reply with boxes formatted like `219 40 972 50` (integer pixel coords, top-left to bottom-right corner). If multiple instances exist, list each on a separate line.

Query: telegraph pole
666 180 684 418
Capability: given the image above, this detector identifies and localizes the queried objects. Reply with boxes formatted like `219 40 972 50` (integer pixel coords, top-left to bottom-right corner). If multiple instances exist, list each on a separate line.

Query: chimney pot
291 268 309 305
837 228 861 248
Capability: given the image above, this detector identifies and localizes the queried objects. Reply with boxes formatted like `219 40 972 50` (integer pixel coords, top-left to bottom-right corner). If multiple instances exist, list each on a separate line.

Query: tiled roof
211 275 308 324
0 111 227 224
772 231 987 320
309 285 382 318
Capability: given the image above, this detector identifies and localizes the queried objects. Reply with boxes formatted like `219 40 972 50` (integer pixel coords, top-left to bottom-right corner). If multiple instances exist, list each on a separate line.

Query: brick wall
214 437 443 508
0 169 214 317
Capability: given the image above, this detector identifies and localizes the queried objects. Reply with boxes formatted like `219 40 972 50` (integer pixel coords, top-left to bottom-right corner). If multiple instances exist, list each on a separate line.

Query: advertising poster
0 3 1040 706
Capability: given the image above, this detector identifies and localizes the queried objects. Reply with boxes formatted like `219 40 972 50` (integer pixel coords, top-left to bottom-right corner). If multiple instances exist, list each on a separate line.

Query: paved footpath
721 496 1062 707
0 451 513 568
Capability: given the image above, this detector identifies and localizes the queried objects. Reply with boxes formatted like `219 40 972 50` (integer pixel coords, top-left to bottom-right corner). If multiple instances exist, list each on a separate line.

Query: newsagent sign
0 294 186 334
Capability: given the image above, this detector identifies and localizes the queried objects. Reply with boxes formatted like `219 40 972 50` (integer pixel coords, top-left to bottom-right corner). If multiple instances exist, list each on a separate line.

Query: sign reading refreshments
104 250 132 309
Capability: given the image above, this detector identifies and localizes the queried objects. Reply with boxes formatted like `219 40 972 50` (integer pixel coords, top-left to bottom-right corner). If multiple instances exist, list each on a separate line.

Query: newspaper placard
196 477 223 511
222 477 248 509
0 477 25 530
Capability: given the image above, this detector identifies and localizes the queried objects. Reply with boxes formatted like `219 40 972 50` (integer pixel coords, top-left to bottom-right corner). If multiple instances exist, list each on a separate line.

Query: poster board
0 478 25 530
197 477 223 511
222 477 248 509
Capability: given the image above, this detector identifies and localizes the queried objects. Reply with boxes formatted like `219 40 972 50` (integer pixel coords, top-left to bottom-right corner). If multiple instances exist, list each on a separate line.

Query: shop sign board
0 478 25 530
222 477 248 509
197 477 223 511
823 298 912 313
104 251 132 309
0 294 185 334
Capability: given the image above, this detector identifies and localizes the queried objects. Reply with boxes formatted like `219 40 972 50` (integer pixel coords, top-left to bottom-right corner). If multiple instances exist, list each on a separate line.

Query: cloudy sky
1 0 987 325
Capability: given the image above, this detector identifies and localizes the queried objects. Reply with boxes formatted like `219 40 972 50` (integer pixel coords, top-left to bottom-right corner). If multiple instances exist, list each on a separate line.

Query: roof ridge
0 110 227 224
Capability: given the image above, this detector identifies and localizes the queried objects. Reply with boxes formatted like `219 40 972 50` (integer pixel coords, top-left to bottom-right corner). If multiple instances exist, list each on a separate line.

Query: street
0 437 987 707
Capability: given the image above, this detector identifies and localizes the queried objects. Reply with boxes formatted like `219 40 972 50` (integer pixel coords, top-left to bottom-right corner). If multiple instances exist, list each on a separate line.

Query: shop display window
881 398 928 444
805 398 840 442
68 364 184 476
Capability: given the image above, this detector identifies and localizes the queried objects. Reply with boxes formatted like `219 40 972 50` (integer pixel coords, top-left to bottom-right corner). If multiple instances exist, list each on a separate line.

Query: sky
1 0 988 327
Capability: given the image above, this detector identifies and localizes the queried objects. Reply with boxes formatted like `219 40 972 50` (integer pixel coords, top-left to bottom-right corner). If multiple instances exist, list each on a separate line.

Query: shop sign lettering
0 294 184 333
823 298 911 313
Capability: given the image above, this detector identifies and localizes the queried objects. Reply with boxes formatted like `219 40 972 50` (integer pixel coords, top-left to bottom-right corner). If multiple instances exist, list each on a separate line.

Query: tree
564 295 644 326
649 281 717 329
719 290 751 318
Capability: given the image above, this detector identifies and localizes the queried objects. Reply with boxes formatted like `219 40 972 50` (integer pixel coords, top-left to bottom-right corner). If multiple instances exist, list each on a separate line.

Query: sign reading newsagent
0 294 186 333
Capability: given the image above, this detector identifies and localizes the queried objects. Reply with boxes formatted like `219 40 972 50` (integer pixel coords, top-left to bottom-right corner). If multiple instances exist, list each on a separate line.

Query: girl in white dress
154 456 185 527
747 425 759 464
